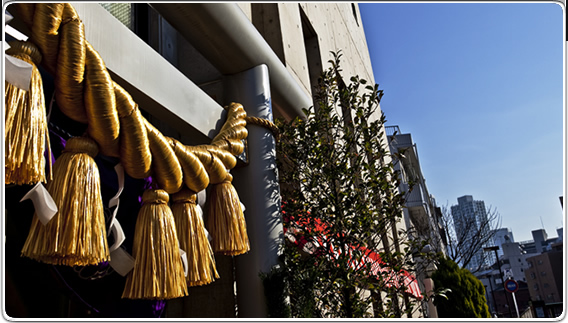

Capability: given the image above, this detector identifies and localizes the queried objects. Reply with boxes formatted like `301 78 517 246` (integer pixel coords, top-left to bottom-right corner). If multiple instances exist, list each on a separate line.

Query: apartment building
524 242 563 317
386 125 446 318
386 126 446 253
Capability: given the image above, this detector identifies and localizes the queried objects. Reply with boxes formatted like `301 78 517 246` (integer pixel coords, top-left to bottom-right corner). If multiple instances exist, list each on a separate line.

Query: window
351 4 359 26
541 271 547 276
100 3 133 30
538 260 543 265
544 283 550 288
528 261 533 268
533 284 539 291
530 273 536 279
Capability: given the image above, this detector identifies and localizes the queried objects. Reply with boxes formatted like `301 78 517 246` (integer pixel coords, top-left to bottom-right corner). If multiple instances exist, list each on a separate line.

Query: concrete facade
524 245 563 304
386 126 446 253
493 228 515 258
247 3 375 107
386 125 445 318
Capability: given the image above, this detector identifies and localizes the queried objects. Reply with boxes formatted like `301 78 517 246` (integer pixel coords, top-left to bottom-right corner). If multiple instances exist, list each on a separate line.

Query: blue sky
360 2 564 242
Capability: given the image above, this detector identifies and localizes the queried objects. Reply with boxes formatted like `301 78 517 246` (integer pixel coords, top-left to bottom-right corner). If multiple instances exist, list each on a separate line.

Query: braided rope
10 3 248 194
245 116 280 143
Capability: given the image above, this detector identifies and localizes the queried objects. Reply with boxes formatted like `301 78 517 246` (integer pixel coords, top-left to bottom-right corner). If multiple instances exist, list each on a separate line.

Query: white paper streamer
5 24 28 41
108 218 125 253
5 12 31 90
197 189 206 210
20 182 58 225
107 164 125 250
5 55 33 91
109 247 135 277
180 249 188 277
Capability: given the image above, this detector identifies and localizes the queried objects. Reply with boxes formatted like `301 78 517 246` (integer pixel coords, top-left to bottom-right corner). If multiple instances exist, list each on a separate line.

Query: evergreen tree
431 256 491 318
276 52 427 318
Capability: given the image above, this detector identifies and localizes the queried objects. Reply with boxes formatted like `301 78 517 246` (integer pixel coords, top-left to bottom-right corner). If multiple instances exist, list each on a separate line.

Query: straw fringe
20 137 109 266
122 189 188 300
171 189 219 287
207 174 250 256
5 41 51 185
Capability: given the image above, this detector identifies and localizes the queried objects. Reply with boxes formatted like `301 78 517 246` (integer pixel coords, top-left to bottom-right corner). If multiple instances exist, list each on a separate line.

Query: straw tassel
20 136 109 266
207 174 250 256
5 40 51 185
171 189 219 287
122 189 188 300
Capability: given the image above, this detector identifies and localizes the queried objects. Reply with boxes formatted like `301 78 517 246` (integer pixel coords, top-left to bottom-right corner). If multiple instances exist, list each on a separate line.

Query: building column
424 262 438 318
224 64 284 317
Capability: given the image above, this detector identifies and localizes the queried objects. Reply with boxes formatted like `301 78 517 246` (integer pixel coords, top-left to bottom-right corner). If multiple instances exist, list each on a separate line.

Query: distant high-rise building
493 228 515 257
532 229 548 253
451 195 494 272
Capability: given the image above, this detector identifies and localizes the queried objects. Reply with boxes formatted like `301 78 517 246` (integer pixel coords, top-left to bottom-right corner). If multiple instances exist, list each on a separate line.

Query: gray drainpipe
149 3 312 120
225 65 282 318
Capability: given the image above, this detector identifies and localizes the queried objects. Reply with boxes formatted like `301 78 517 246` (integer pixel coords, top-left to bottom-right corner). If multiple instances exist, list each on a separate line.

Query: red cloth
283 215 423 300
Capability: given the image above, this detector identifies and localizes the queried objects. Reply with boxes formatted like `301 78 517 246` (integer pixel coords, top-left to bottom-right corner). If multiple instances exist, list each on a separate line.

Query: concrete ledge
70 3 225 142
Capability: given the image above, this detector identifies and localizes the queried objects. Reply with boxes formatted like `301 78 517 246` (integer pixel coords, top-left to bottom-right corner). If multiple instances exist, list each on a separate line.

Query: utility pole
483 246 513 318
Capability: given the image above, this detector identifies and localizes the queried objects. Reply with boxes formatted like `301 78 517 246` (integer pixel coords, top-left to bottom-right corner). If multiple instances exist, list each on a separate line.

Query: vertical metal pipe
224 64 283 317
486 274 498 316
423 277 438 318
493 248 513 317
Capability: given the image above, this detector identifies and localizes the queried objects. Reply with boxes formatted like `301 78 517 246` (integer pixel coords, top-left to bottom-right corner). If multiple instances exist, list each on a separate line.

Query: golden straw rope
9 3 249 193
245 116 281 143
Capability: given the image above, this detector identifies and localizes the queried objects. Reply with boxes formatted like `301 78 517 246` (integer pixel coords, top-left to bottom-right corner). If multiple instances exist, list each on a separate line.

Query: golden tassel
5 40 51 185
171 189 219 287
122 189 188 300
207 173 250 256
20 136 109 266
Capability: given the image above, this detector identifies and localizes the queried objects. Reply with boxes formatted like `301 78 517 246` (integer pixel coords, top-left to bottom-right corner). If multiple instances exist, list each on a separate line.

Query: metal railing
385 125 400 137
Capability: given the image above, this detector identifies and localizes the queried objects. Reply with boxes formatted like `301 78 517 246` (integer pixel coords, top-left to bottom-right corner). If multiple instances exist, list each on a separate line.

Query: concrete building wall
243 3 375 98
525 249 563 304
299 4 374 84
532 229 549 253
494 228 515 258
500 242 529 283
